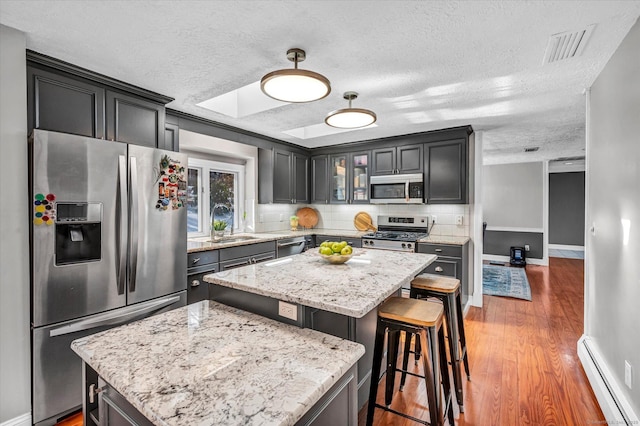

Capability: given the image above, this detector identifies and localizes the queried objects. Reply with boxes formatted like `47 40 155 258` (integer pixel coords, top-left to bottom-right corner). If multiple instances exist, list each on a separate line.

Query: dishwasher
276 236 307 258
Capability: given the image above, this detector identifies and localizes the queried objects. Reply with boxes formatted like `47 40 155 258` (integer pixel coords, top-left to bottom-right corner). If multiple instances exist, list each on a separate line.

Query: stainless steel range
362 215 430 252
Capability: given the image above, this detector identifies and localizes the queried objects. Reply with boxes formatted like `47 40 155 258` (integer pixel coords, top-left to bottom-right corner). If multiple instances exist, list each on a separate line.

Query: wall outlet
455 215 463 225
625 360 633 389
259 214 264 223
278 301 297 321
279 213 283 222
431 215 437 224
525 244 530 251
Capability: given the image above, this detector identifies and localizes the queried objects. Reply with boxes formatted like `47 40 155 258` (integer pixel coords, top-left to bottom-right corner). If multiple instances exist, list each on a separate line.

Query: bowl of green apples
317 240 354 264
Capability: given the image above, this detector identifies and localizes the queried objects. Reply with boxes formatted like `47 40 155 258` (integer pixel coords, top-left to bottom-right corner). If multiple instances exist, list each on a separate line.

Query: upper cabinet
424 138 468 204
27 66 105 139
311 155 330 204
329 151 370 204
258 148 309 204
105 90 165 148
26 51 174 150
371 144 423 175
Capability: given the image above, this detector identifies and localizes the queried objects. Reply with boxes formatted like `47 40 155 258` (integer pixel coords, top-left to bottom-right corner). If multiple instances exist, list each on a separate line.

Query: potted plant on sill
211 219 227 241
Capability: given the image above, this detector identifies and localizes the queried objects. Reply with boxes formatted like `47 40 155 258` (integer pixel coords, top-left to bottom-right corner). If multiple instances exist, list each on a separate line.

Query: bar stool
366 297 454 426
403 274 470 413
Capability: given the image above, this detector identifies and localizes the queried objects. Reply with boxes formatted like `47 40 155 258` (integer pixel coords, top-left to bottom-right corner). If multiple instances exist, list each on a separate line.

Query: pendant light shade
325 92 377 129
261 48 331 103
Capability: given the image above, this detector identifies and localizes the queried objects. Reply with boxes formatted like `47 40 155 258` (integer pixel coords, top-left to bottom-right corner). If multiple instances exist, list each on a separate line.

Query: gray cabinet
27 65 105 139
417 241 470 305
424 139 467 204
219 241 276 270
187 251 219 305
371 144 423 175
106 90 165 148
163 123 180 152
26 52 174 150
258 148 309 204
315 235 362 248
329 151 370 204
311 155 330 204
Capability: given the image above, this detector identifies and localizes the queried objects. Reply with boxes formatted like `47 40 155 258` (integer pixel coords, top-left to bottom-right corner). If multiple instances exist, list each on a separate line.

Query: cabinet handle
435 249 443 252
225 260 250 269
88 383 103 404
191 280 200 287
435 266 444 272
191 257 201 264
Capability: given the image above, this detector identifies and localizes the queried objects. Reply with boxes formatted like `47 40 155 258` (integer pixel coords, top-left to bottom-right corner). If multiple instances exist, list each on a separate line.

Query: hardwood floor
359 257 604 425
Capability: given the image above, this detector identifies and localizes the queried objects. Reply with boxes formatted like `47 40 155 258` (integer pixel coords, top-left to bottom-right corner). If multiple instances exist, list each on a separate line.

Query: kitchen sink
208 236 261 243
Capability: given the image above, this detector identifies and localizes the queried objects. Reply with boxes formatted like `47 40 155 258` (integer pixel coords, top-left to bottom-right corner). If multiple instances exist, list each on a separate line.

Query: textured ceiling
1 1 639 164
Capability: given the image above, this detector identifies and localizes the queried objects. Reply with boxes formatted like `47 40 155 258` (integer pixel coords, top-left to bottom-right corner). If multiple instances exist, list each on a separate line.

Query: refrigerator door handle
117 155 127 295
129 156 139 292
49 295 181 337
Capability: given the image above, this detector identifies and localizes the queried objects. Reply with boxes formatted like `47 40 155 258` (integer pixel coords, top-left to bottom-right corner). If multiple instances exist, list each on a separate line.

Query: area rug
482 264 532 301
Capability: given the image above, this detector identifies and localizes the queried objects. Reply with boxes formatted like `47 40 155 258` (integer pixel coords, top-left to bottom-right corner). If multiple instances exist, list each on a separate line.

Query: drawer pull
191 257 201 264
435 266 444 272
191 280 200 287
435 249 443 253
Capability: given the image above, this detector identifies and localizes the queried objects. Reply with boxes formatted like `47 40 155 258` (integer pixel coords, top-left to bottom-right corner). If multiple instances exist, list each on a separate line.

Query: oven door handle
405 181 410 202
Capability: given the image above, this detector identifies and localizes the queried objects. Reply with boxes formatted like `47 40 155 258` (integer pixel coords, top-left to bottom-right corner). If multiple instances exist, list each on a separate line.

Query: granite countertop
204 249 437 318
187 229 369 253
188 229 468 253
417 235 470 245
71 301 364 426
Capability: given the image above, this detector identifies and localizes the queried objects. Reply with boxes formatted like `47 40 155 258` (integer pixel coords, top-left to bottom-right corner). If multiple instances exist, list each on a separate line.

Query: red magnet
46 194 56 201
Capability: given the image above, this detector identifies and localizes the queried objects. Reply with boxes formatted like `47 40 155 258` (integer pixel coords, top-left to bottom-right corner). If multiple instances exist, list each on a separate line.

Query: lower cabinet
219 241 276 271
315 235 362 248
417 241 470 305
187 251 219 304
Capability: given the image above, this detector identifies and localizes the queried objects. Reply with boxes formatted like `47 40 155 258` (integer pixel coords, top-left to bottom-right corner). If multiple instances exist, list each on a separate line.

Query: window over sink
187 158 245 237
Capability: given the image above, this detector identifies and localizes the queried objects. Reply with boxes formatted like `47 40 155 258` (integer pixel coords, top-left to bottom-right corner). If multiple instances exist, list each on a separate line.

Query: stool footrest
373 403 432 425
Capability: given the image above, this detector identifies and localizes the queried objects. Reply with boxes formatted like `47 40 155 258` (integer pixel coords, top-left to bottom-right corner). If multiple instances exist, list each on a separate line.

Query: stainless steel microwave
370 173 424 204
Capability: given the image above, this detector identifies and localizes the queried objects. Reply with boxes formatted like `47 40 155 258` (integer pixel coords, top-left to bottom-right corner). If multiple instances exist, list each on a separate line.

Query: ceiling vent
524 147 539 152
543 24 595 64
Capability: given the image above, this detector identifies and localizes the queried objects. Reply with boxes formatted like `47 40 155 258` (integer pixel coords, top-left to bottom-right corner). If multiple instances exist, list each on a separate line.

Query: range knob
407 243 412 249
363 240 369 245
370 240 374 246
401 243 406 249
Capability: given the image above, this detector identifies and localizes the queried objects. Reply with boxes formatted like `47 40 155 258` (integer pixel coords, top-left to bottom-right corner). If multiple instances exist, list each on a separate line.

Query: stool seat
379 297 443 328
411 274 460 293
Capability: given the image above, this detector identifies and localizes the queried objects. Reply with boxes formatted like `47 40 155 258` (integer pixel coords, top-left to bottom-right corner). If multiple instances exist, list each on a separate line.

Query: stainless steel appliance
369 173 424 204
362 215 430 252
276 236 307 258
29 130 188 425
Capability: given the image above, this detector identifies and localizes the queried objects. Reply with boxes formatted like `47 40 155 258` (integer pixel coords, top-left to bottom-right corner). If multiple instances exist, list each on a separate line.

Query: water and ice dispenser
54 202 102 265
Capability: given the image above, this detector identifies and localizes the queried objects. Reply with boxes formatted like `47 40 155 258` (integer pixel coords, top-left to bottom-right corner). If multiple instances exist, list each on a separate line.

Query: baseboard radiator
578 335 639 424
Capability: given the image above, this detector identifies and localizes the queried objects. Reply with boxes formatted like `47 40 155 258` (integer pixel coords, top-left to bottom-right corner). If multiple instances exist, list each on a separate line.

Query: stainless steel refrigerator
29 129 188 425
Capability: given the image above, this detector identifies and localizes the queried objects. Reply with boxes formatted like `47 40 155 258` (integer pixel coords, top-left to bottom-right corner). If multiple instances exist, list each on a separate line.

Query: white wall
0 24 31 423
483 162 544 230
254 203 471 235
584 17 640 420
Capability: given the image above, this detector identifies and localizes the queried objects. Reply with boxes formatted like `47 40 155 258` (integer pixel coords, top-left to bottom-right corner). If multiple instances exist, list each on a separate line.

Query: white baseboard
0 413 31 426
549 244 584 251
482 254 547 266
578 335 638 424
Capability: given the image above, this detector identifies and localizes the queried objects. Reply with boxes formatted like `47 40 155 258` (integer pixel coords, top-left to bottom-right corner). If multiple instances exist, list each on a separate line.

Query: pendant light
260 48 331 103
325 92 377 128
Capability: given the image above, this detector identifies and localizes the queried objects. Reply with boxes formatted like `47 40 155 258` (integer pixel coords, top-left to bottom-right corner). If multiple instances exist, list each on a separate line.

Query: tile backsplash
254 203 470 237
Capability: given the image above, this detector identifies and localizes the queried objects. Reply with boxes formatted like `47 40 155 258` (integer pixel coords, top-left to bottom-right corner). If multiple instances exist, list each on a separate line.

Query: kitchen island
203 249 437 407
71 301 364 426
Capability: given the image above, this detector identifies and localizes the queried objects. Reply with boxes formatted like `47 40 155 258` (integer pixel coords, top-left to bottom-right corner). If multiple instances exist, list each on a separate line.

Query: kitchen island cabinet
204 249 436 408
72 301 363 425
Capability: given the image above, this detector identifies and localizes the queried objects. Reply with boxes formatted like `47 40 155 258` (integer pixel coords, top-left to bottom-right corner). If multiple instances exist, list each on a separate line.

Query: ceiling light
325 92 377 129
260 48 331 103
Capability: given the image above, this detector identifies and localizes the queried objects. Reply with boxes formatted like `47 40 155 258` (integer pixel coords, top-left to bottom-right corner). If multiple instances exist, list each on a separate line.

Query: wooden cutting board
354 212 376 232
296 207 319 228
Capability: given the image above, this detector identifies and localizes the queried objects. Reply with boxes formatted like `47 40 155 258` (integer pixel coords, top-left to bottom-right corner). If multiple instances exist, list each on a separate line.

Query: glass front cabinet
330 151 370 204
